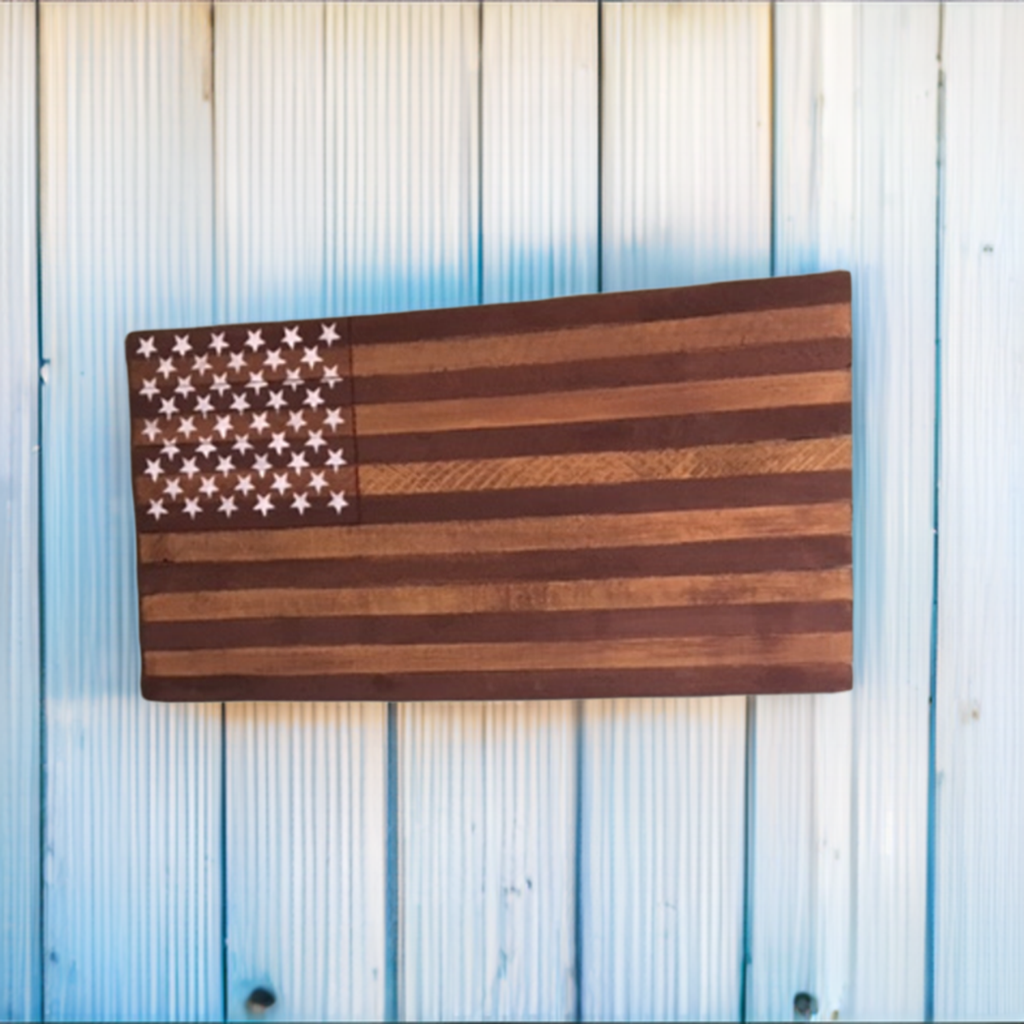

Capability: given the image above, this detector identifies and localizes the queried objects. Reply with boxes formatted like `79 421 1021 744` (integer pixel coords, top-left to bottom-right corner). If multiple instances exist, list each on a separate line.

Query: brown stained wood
141 567 853 621
140 502 851 563
145 631 852 677
354 369 851 436
351 303 850 377
128 271 853 700
356 437 851 496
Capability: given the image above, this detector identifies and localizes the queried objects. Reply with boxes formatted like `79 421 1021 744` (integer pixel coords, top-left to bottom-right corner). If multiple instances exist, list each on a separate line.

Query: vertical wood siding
0 4 40 1021
1 3 1022 1021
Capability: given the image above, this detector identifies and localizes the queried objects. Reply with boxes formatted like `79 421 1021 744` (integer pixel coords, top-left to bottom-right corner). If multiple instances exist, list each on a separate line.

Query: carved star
218 495 238 517
228 351 247 373
194 395 214 416
325 449 347 470
180 457 199 479
323 408 345 431
172 335 192 357
320 322 340 345
210 373 230 395
234 474 255 496
305 430 326 452
136 336 157 359
160 397 179 419
328 490 349 514
245 329 265 352
283 368 303 391
270 473 291 495
268 432 289 455
303 388 324 410
140 378 160 400
144 458 163 481
300 347 322 370
160 439 180 460
232 434 253 456
183 498 202 519
249 412 270 434
266 390 287 411
141 419 161 442
157 357 176 379
147 499 167 520
282 326 303 349
254 493 275 516
196 437 217 459
264 348 285 371
192 353 212 376
199 476 219 498
287 410 306 432
163 477 183 500
308 471 328 494
291 493 311 515
230 392 251 414
252 453 273 478
288 451 309 473
246 370 267 393
177 416 196 439
321 365 342 388
213 416 233 439
216 455 235 475
209 332 229 355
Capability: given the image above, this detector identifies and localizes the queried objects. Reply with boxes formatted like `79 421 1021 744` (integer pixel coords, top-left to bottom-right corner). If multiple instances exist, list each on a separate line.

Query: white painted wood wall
1 3 1021 1021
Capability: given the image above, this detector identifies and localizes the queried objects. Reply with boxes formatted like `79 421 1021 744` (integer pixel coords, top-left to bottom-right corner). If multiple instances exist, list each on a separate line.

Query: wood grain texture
39 6 222 1019
749 6 938 1021
936 7 1024 1019
580 5 770 1020
213 6 387 1020
0 5 41 1019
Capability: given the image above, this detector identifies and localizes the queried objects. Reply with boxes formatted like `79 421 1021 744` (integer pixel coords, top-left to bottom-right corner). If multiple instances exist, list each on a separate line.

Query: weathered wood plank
581 5 771 1019
39 5 222 1019
0 4 41 1020
936 6 1024 1019
749 6 938 1020
213 6 387 1020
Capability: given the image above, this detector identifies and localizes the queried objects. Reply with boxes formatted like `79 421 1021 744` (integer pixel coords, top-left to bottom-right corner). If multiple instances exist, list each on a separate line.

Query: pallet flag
127 271 853 701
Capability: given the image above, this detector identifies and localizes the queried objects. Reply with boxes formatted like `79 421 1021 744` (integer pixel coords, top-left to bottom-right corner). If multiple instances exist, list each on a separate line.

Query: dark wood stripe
144 631 852 677
355 337 849 404
355 370 850 436
143 600 852 650
349 272 852 346
143 662 852 702
139 535 851 594
141 567 853 621
356 404 851 464
358 471 851 523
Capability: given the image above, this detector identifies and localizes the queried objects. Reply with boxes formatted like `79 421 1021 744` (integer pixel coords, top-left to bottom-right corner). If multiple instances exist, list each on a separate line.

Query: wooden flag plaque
128 271 853 702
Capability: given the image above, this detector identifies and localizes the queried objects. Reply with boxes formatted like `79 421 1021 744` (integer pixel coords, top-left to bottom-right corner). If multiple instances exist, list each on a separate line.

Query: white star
287 410 306 432
144 458 163 481
321 365 343 388
183 498 202 519
140 378 160 400
180 457 199 479
218 495 238 517
199 476 219 498
325 449 347 470
328 490 349 514
192 353 212 376
196 437 217 459
304 388 324 410
161 439 180 460
142 419 161 442
211 373 230 395
308 471 328 494
159 397 178 419
250 412 270 435
266 390 287 411
175 376 195 398
147 499 167 520
157 357 176 379
230 392 251 414
323 408 345 430
301 346 323 370
234 474 255 496
320 322 340 345
172 334 192 357
291 493 311 515
228 351 247 373
194 394 214 416
305 430 326 452
268 432 290 455
177 416 196 439
282 325 303 349
252 453 273 477
263 348 285 371
246 370 267 393
137 336 157 359
245 329 265 352
284 368 304 391
254 493 275 517
216 455 235 475
288 451 309 473
163 478 183 500
232 435 253 455
213 416 233 439
270 473 291 495
209 331 228 355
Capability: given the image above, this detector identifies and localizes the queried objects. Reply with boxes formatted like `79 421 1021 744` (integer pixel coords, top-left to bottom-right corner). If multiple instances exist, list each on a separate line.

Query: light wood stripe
352 303 850 376
139 502 851 564
357 436 851 496
355 370 850 436
141 567 852 621
145 631 852 676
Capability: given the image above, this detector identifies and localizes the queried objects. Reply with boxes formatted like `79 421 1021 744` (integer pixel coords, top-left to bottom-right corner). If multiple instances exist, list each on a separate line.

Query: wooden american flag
128 272 852 701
